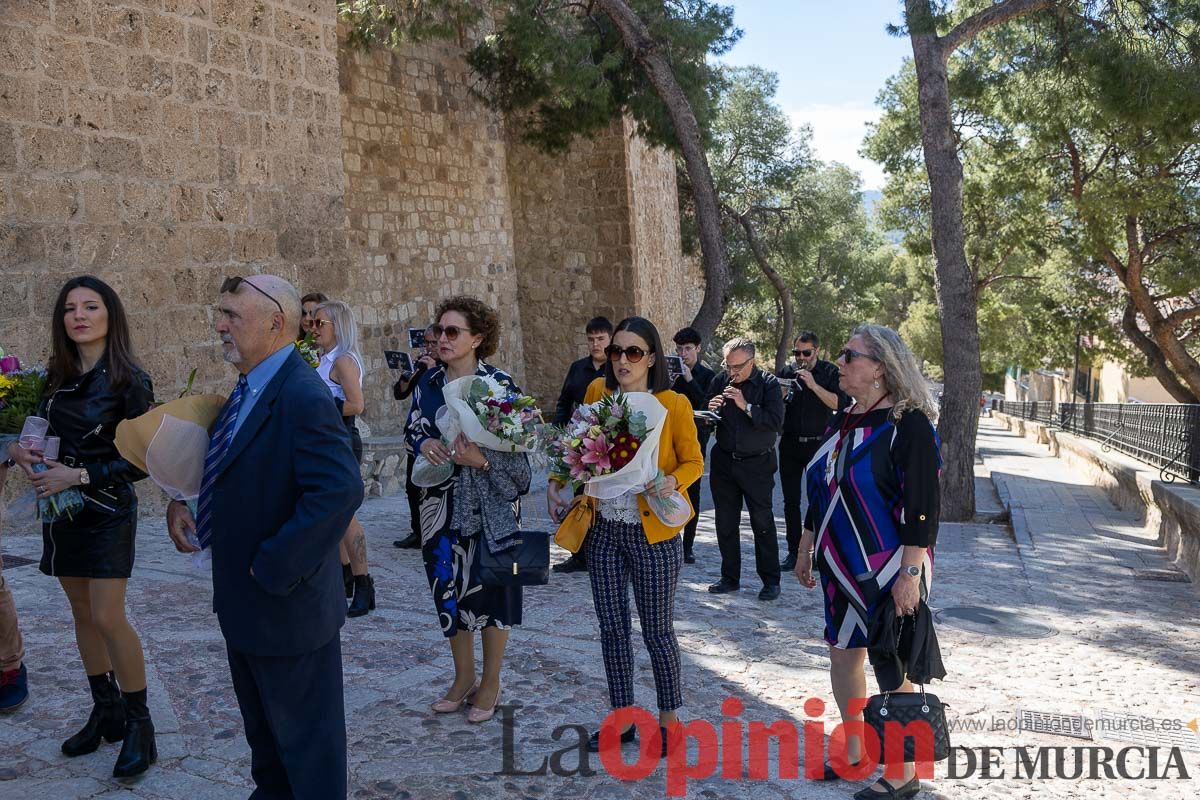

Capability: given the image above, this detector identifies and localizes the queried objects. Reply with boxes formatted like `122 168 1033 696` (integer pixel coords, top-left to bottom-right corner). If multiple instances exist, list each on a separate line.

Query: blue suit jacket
208 350 364 657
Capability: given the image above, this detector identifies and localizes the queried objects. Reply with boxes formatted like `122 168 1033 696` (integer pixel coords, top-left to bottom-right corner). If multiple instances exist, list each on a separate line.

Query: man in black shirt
671 327 716 564
551 316 612 574
776 331 847 570
705 338 785 600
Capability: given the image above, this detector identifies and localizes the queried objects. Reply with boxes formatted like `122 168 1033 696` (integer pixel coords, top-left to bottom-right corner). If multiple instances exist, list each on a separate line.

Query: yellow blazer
567 378 704 544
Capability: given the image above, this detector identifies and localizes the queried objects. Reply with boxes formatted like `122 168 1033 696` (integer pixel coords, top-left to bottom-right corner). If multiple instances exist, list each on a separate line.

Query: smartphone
666 355 684 381
408 327 427 350
384 350 414 372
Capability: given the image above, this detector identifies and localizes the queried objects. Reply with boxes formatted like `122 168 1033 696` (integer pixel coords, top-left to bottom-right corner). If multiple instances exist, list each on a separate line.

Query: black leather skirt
40 484 138 579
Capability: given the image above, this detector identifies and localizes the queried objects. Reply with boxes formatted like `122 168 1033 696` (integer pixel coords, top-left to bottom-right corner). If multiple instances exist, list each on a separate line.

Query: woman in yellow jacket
547 316 703 757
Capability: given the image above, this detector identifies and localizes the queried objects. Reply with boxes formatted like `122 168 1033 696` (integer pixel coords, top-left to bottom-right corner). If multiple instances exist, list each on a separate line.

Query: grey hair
852 323 937 423
722 337 756 357
316 300 363 369
246 274 301 334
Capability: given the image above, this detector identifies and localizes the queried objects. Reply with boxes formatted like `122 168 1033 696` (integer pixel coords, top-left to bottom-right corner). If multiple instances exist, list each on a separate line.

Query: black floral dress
404 362 525 637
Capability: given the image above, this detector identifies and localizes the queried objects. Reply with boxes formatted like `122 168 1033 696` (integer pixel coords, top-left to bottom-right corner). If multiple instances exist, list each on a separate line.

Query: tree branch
941 0 1058 59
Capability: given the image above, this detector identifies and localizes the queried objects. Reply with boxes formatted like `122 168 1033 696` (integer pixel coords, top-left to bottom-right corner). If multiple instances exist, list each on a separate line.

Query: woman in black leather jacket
5 275 157 777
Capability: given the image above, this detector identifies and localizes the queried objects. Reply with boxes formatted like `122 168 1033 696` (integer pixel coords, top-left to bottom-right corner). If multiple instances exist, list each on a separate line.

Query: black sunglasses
430 324 471 341
792 348 815 358
838 348 880 363
222 277 283 316
605 345 648 363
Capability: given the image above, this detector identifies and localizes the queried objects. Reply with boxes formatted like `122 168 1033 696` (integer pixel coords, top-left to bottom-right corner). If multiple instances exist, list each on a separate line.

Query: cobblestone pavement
1 419 1197 799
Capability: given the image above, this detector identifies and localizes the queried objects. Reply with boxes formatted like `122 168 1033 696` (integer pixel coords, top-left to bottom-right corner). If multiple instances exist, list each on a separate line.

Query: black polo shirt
778 359 846 438
708 366 784 456
672 361 716 449
553 356 607 425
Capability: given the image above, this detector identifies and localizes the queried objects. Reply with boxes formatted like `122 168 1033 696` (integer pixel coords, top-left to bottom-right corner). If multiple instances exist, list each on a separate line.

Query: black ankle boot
347 574 375 618
62 672 125 756
342 563 354 598
113 688 156 777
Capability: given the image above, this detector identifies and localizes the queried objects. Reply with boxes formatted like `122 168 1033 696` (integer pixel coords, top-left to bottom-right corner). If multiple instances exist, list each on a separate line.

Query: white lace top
597 491 642 525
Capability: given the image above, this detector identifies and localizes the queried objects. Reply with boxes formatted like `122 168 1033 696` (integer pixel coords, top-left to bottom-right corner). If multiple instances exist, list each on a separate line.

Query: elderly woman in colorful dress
796 323 941 800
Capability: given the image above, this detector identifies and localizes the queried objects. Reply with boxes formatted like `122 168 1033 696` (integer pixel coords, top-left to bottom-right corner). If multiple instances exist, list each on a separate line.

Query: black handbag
477 531 550 587
863 684 950 762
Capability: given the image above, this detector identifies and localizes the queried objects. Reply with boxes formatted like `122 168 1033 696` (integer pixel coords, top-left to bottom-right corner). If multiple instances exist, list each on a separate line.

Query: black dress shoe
587 725 637 752
683 550 696 564
758 584 781 601
852 777 920 800
393 533 421 549
552 554 587 574
707 579 739 594
780 554 797 572
814 759 862 781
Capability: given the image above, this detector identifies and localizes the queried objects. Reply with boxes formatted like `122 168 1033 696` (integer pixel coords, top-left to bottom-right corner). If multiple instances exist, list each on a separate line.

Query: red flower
609 432 641 470
500 401 513 414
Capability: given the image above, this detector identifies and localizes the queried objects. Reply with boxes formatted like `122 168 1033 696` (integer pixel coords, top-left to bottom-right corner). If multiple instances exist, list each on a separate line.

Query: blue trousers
226 633 346 800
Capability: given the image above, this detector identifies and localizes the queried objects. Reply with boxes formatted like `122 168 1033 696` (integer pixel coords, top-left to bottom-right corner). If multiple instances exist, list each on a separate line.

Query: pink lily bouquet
547 392 690 526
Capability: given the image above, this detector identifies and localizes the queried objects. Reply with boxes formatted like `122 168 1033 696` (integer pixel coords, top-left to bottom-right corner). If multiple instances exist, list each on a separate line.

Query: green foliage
341 1 741 154
0 370 48 435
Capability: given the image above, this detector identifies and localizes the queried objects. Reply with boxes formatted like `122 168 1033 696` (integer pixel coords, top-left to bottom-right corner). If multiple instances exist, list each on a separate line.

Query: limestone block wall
507 119 639 407
0 0 349 399
336 31 525 435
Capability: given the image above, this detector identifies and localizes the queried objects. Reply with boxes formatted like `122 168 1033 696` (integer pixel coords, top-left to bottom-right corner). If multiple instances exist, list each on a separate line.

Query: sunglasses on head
838 348 880 363
605 345 649 363
222 276 283 315
430 324 471 341
792 348 815 358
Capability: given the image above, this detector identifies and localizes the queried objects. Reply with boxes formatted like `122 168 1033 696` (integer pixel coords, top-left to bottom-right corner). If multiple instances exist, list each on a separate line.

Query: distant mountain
861 189 883 216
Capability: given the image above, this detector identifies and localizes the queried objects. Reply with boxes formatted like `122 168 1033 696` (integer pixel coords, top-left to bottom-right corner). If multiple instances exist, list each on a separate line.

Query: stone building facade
0 0 703 438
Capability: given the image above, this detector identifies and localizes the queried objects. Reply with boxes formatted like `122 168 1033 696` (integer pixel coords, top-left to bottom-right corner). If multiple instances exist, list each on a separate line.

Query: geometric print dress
800 406 941 650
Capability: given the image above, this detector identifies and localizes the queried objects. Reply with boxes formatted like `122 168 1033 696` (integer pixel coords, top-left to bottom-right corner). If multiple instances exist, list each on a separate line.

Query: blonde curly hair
852 323 937 424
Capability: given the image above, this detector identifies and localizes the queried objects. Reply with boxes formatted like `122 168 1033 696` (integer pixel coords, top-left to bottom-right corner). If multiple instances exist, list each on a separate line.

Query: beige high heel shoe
466 683 501 724
430 680 480 714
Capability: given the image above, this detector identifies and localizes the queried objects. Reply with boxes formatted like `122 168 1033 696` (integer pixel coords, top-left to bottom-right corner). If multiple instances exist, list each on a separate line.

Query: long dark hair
604 316 671 393
47 275 142 394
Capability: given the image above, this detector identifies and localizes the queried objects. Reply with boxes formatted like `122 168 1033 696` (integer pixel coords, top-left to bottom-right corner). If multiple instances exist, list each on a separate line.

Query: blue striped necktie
195 376 247 550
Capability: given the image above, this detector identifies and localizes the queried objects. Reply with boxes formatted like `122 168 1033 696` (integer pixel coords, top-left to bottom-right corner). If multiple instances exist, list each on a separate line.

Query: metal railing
997 400 1200 483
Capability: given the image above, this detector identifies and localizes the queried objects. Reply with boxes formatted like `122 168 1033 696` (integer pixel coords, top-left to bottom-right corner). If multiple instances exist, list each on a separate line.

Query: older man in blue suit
167 274 362 800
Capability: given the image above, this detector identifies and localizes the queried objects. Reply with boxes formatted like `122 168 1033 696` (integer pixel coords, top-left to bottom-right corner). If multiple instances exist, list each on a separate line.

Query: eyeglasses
792 348 815 358
605 345 648 363
314 318 334 330
838 348 880 363
430 324 471 341
722 358 753 372
222 277 283 316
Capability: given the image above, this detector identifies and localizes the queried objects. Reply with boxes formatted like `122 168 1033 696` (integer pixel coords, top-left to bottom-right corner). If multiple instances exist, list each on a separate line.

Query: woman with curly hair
404 296 530 724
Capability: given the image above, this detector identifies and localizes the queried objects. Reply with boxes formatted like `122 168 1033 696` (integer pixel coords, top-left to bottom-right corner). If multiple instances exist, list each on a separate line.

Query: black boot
62 672 125 756
113 688 156 778
342 563 354 598
347 574 375 618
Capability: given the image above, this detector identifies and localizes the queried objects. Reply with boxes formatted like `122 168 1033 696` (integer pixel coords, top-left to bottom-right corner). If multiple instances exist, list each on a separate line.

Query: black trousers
226 633 347 800
405 453 421 540
710 446 780 586
778 437 823 559
683 476 702 554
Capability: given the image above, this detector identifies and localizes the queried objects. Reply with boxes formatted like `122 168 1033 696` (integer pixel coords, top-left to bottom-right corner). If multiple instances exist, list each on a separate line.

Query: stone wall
0 0 349 399
335 30 525 434
0 3 702 451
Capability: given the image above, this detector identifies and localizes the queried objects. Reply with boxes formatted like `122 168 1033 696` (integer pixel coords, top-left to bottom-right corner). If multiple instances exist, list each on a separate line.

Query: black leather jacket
39 359 154 498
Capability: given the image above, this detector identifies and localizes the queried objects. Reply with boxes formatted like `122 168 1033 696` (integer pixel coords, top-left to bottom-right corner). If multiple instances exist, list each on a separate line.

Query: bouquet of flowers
0 349 83 522
547 392 691 526
410 375 545 487
296 332 320 368
448 375 544 454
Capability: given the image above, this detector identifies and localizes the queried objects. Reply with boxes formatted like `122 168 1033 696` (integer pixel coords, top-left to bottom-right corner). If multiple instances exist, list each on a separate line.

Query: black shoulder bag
864 685 950 762
477 531 550 587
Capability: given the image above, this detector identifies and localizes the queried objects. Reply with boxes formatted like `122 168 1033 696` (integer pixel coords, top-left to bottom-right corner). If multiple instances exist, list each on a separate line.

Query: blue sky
717 0 912 189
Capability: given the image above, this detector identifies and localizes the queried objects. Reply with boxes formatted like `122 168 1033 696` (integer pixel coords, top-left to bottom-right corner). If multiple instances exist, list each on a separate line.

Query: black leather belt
723 448 773 461
793 435 823 443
